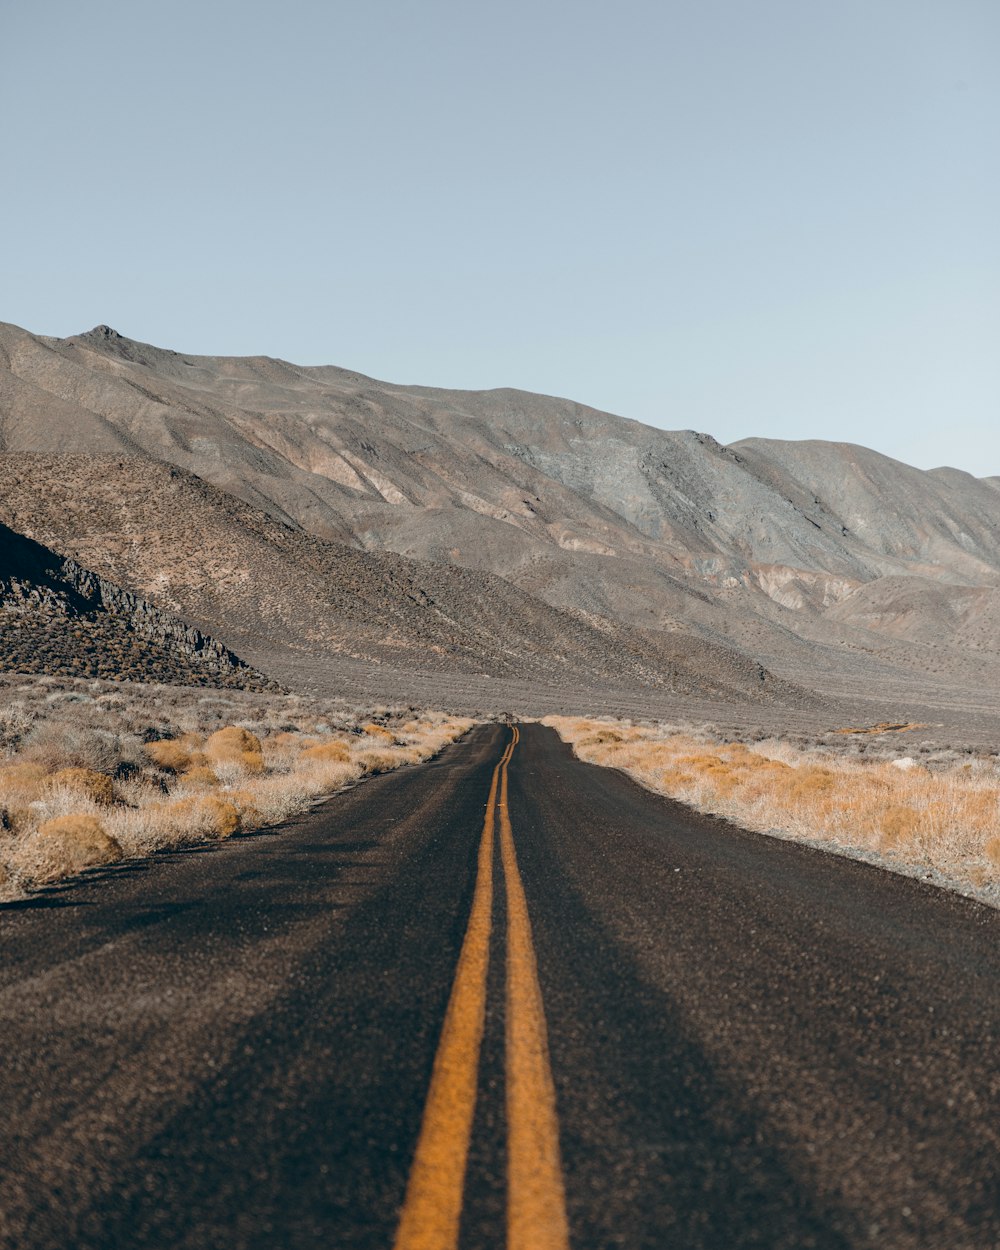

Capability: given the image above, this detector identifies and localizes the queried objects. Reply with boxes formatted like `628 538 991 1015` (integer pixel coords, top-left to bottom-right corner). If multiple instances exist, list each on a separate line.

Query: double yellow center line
393 726 570 1250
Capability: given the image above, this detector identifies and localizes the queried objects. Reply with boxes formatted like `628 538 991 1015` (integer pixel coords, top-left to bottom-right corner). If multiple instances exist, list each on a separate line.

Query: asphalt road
0 723 997 1249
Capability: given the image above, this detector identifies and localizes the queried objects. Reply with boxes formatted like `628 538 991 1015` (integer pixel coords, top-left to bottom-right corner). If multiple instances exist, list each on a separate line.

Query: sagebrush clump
48 767 116 806
22 813 124 883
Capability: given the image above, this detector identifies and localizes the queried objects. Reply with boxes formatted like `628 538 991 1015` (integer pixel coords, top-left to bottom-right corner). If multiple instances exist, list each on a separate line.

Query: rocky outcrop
0 522 274 689
57 558 248 672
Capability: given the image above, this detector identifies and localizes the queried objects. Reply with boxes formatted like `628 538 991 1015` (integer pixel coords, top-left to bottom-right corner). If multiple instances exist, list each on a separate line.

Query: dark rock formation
0 522 274 689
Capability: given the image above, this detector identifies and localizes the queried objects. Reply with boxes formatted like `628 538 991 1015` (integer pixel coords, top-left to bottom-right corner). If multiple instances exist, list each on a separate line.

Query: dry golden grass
0 708 472 895
545 716 1000 894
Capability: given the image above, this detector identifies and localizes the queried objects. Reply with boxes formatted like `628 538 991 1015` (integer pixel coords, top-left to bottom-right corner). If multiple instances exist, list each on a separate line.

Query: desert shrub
0 761 48 792
678 753 717 771
48 767 116 806
0 807 33 836
21 719 122 771
163 794 242 839
0 762 48 831
225 790 263 829
144 739 193 773
295 758 363 792
300 740 352 764
30 813 123 882
206 725 262 757
261 732 306 773
355 748 403 774
0 702 35 751
208 760 259 788
786 766 836 800
266 730 304 757
235 777 310 823
107 793 242 853
0 679 471 897
579 730 624 747
205 726 264 773
183 765 219 787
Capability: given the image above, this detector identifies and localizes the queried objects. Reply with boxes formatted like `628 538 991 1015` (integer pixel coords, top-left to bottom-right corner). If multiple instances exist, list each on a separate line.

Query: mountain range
1 320 998 729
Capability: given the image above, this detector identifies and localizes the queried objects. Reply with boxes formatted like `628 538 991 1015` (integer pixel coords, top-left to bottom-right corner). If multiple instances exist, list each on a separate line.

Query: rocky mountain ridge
3 321 996 607
1 319 997 712
0 519 272 689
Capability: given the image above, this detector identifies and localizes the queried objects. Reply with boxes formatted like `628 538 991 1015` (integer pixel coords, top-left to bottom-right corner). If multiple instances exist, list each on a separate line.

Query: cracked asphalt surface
0 723 997 1249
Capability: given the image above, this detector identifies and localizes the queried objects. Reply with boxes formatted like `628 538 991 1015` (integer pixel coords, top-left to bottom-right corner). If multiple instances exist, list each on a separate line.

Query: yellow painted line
393 730 515 1250
394 726 568 1249
499 726 571 1250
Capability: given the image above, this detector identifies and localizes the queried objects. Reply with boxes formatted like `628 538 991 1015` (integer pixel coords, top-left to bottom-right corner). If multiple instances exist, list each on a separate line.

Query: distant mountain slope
0 520 271 688
3 322 998 611
0 454 803 704
732 439 1000 588
1 320 998 704
824 576 1000 652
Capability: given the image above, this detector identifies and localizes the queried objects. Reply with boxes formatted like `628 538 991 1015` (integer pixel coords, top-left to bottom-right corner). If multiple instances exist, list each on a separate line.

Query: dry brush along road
0 724 997 1250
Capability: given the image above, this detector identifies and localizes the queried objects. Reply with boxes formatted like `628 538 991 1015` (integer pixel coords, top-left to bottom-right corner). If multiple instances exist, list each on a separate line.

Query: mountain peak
68 324 169 368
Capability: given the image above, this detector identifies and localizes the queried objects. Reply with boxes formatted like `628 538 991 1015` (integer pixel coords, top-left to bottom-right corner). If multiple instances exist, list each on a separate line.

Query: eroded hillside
2 319 999 713
0 454 802 706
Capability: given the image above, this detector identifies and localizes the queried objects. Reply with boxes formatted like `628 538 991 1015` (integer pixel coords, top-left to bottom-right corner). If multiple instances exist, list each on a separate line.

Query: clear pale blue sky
3 1 998 474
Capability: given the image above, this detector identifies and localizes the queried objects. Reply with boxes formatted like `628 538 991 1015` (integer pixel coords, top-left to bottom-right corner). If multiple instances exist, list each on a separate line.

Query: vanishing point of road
0 724 997 1249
